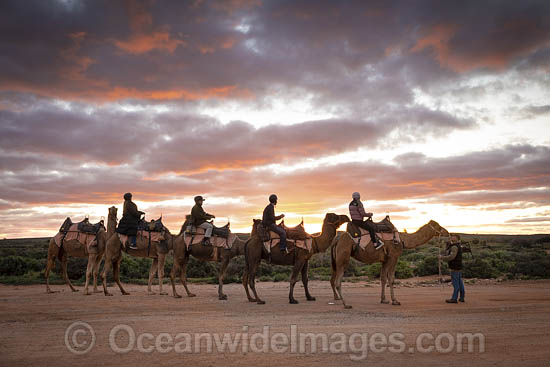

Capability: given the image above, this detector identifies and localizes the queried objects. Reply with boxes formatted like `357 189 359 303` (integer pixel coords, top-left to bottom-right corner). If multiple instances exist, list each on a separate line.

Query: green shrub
462 258 499 279
0 256 42 276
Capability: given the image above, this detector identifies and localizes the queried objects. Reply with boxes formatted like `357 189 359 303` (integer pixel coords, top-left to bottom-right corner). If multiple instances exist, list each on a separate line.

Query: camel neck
401 224 435 249
107 212 117 237
313 222 337 253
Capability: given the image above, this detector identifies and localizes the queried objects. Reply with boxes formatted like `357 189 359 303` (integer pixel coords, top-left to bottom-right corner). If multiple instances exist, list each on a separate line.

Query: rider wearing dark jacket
116 193 144 249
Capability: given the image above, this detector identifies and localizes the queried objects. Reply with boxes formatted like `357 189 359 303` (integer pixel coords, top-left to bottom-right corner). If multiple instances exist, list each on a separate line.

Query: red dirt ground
1 279 549 366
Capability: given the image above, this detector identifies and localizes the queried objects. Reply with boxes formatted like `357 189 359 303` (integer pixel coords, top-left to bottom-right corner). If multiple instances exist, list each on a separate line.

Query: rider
262 194 289 254
349 192 385 250
191 195 215 246
116 192 144 250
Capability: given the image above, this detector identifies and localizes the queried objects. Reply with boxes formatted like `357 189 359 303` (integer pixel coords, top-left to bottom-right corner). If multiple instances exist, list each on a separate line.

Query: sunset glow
1 1 549 238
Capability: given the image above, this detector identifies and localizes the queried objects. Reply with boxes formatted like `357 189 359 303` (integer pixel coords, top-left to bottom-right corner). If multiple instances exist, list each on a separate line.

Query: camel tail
243 238 249 267
330 236 338 271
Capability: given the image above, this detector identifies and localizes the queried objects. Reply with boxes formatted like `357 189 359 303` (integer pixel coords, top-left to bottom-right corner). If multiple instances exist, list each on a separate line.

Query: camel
169 229 249 300
330 219 449 308
101 217 174 296
44 206 117 295
242 213 350 304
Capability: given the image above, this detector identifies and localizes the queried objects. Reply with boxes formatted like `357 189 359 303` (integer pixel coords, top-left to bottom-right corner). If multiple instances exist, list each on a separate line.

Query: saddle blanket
53 224 98 251
263 232 314 253
119 230 164 247
183 227 236 250
350 227 401 250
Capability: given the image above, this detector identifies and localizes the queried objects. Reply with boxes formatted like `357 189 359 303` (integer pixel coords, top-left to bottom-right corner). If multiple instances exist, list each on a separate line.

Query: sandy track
1 280 549 366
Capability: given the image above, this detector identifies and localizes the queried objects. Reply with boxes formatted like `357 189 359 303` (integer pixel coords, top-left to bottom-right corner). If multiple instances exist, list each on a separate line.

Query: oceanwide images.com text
65 322 485 360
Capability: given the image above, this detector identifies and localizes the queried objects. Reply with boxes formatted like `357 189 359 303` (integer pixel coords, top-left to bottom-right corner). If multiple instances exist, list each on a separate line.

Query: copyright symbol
65 321 96 355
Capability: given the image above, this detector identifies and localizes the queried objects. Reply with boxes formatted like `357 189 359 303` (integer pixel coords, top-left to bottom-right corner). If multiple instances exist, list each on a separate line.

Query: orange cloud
113 32 185 54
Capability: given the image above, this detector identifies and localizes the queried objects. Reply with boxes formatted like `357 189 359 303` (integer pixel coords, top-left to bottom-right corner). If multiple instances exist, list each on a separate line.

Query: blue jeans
270 225 287 250
451 271 465 301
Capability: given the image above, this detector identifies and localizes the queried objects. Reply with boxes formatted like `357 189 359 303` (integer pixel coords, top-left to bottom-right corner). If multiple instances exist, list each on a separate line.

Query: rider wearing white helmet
349 192 384 249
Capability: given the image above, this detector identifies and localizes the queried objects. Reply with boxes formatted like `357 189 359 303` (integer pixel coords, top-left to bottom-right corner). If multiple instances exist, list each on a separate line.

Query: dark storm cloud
1 0 548 104
0 98 473 174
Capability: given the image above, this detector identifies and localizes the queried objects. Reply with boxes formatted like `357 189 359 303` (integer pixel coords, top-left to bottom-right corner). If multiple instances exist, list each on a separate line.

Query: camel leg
113 258 130 295
248 258 264 304
387 261 401 305
158 253 168 295
330 265 339 300
289 259 306 304
102 256 113 296
44 254 58 294
380 261 390 304
242 267 257 302
179 255 196 297
92 254 103 293
334 252 352 309
218 256 230 300
148 258 159 295
301 261 315 301
170 260 182 298
61 254 78 292
83 254 95 295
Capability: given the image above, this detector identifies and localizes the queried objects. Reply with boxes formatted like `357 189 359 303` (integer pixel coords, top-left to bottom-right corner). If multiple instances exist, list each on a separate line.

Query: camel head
323 213 350 229
108 206 118 218
427 220 450 237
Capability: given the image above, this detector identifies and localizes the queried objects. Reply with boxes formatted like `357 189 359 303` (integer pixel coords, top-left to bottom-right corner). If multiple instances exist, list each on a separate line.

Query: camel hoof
83 291 91 296
256 300 266 305
289 299 299 304
344 305 353 309
173 294 182 299
105 293 113 297
219 295 228 300
392 301 401 306
188 293 196 298
159 292 168 296
248 298 258 303
71 289 79 293
334 296 341 300
122 292 130 296
381 299 390 304
46 290 59 294
307 297 316 301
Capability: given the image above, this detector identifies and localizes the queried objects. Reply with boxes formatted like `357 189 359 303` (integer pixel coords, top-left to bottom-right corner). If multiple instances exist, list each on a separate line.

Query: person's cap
194 195 205 202
269 194 278 203
123 192 132 200
352 192 360 199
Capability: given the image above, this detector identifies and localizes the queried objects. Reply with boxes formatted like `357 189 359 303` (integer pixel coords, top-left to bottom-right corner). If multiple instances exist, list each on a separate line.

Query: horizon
1 1 549 238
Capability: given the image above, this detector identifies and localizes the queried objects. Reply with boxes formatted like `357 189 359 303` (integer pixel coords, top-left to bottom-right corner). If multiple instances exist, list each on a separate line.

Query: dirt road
1 279 549 366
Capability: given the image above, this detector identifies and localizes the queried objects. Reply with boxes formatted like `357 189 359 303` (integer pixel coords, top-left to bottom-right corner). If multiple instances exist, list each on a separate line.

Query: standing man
191 196 215 246
262 194 289 254
116 192 144 250
439 235 465 303
349 192 384 250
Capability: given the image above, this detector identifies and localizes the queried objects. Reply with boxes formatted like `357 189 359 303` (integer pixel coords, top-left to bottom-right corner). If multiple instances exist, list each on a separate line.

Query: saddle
279 219 308 240
138 217 164 232
182 216 230 239
347 215 396 238
59 217 105 234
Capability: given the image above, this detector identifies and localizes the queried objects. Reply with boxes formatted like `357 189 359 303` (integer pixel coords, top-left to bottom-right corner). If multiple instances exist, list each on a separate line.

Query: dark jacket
441 243 463 271
116 199 142 236
191 204 213 226
262 203 284 227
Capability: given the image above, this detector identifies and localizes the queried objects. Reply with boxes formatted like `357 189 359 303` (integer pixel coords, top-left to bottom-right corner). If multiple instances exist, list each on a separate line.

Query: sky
1 0 549 238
